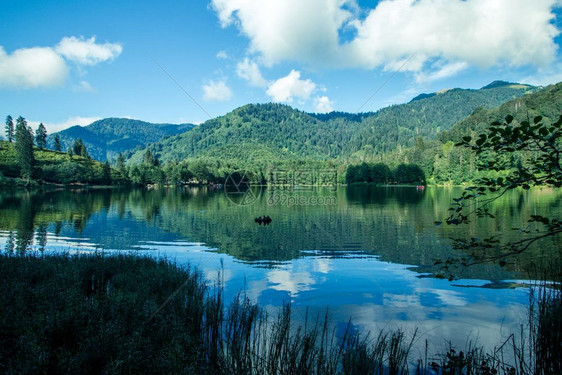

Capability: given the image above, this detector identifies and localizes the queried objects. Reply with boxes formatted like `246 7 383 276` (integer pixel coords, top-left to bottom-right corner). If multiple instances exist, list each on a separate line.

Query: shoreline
0 252 557 374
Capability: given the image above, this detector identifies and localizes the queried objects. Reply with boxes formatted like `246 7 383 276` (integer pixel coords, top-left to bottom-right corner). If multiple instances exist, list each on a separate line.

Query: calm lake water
1 186 561 351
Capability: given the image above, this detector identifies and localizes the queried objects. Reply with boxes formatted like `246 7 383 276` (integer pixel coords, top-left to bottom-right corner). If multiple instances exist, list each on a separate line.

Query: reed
0 253 559 374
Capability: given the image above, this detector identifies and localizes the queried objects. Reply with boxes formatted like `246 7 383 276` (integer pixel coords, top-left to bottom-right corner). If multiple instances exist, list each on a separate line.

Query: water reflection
346 185 425 205
0 186 560 279
1 185 558 351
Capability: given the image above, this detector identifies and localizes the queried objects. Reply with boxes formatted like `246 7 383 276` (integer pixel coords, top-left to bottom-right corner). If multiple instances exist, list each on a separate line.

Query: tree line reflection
0 186 560 280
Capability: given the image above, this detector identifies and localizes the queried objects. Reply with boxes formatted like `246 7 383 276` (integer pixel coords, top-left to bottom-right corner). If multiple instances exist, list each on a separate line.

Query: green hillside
343 82 536 154
2 81 550 187
129 82 535 165
440 82 562 143
374 82 562 185
0 141 111 185
49 118 195 162
129 103 363 164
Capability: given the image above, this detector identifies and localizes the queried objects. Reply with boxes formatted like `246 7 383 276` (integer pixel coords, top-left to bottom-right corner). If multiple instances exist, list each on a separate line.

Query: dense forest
381 82 562 185
0 141 112 186
122 81 549 186
1 116 112 185
48 118 194 162
129 81 534 165
3 81 559 187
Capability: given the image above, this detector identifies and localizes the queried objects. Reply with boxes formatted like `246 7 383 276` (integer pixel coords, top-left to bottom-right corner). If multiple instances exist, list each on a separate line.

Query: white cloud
202 79 233 101
347 0 559 69
212 0 354 66
212 0 561 77
414 61 469 83
521 63 562 86
267 269 315 297
203 268 234 284
414 287 467 307
74 80 96 92
29 116 102 133
216 50 228 59
236 58 267 87
0 36 122 90
55 36 122 65
0 46 68 88
314 96 334 113
266 70 316 102
313 258 332 274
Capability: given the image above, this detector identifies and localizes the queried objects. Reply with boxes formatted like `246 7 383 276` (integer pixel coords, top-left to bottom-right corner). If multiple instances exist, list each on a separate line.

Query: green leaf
475 134 487 146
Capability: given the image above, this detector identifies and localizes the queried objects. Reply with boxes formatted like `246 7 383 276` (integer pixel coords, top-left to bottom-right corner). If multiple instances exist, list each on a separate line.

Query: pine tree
102 161 111 184
5 115 14 142
15 116 34 181
143 149 154 166
73 139 83 156
35 123 47 149
73 138 89 158
116 152 126 177
54 134 62 151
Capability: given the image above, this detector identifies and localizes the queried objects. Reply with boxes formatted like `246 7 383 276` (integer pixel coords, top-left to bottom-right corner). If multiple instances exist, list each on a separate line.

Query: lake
1 185 561 352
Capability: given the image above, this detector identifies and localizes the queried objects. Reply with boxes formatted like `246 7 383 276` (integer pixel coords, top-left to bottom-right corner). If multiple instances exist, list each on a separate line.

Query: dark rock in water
254 216 272 225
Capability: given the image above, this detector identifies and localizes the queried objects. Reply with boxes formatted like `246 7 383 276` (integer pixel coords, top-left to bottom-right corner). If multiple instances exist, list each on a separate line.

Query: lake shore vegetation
0 253 559 374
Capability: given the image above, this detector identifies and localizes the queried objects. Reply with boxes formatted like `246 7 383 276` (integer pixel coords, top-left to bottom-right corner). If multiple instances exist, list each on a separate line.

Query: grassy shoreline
0 253 559 374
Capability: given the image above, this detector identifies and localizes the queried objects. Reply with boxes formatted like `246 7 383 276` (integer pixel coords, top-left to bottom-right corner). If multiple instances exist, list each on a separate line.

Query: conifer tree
73 138 89 158
35 123 47 149
15 116 34 181
5 115 14 142
54 134 62 151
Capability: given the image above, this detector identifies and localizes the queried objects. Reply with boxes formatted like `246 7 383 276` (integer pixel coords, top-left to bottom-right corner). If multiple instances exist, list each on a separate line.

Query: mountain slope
371 81 562 185
129 82 535 164
128 103 365 164
440 81 562 143
48 118 195 161
345 82 536 153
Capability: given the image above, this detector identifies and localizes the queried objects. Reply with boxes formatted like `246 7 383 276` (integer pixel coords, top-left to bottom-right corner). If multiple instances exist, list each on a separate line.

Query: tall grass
0 253 560 374
415 276 562 375
522 277 562 375
0 253 417 374
202 293 417 375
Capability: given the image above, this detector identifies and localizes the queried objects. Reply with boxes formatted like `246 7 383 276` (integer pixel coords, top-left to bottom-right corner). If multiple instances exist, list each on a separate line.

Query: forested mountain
129 82 535 165
48 118 195 162
440 82 562 143
343 81 536 154
129 103 362 164
377 82 562 184
0 141 113 186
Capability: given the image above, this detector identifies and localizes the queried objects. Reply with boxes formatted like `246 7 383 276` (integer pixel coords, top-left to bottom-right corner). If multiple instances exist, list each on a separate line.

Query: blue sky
1 0 562 133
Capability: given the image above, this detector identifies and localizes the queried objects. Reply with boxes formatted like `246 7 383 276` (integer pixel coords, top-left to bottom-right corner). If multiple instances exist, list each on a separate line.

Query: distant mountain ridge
409 81 533 103
441 81 562 143
128 81 537 164
481 80 522 89
48 118 195 161
410 92 436 102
